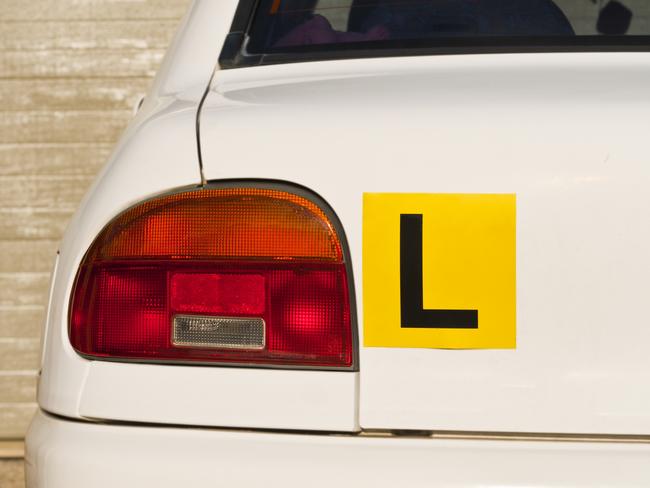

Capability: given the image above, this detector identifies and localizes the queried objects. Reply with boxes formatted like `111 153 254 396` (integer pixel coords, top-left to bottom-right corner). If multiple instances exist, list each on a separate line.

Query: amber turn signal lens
97 188 343 261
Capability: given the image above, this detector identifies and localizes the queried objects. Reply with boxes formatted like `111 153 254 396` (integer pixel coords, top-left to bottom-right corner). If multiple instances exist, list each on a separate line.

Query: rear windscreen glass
246 0 650 53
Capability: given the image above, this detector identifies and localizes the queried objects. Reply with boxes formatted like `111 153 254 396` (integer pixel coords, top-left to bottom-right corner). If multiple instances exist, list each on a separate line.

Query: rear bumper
26 409 650 488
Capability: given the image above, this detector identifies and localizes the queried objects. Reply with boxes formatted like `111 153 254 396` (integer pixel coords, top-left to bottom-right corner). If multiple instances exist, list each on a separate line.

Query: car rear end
26 0 650 486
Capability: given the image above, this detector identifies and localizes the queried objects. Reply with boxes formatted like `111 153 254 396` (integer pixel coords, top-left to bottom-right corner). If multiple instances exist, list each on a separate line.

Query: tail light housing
69 186 355 369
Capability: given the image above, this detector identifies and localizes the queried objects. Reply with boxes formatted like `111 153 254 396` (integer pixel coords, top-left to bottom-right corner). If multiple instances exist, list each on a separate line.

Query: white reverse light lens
172 315 266 350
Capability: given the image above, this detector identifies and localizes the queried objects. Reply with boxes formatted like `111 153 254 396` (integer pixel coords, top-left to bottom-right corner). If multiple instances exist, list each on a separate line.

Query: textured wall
0 0 191 439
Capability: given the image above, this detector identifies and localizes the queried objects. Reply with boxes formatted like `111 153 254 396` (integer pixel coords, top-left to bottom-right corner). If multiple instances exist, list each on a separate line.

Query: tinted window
244 0 650 54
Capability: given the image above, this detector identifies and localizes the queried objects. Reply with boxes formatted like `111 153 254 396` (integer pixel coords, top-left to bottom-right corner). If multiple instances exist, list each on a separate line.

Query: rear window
221 0 650 66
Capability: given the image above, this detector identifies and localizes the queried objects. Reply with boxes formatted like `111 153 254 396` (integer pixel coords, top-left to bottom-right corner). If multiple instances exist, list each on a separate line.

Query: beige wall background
0 0 191 440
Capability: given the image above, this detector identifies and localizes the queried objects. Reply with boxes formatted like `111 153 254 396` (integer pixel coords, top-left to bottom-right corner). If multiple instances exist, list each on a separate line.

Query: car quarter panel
37 100 359 431
36 0 361 432
38 101 202 416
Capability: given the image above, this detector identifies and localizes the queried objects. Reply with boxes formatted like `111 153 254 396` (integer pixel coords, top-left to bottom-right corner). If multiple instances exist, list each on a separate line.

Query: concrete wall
0 0 191 439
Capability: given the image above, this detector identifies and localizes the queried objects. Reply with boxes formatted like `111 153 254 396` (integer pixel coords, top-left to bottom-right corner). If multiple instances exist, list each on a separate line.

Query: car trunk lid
200 52 650 434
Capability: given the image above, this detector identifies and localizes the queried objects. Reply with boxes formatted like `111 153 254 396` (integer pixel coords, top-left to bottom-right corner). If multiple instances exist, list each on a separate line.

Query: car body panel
38 100 202 416
37 97 359 431
139 0 235 108
26 409 650 488
78 362 357 431
35 1 359 433
200 52 650 434
35 0 231 418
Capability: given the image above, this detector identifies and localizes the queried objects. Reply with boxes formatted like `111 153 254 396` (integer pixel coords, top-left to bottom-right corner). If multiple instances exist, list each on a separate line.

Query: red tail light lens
70 187 354 368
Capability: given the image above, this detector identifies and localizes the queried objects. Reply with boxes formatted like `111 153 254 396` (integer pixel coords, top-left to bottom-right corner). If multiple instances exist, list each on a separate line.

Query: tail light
69 186 355 369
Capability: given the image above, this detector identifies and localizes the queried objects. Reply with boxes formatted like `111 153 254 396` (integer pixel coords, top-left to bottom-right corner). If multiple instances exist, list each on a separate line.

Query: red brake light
70 187 354 368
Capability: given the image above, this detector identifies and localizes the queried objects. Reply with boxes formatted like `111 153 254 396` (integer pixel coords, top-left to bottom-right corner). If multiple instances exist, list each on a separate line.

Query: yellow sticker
363 193 516 349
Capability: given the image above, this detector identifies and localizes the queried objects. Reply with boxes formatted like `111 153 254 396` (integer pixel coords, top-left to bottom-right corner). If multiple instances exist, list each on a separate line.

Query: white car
26 0 650 486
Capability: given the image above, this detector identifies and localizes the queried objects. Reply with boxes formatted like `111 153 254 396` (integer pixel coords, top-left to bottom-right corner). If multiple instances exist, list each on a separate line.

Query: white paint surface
26 409 650 488
201 52 650 434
